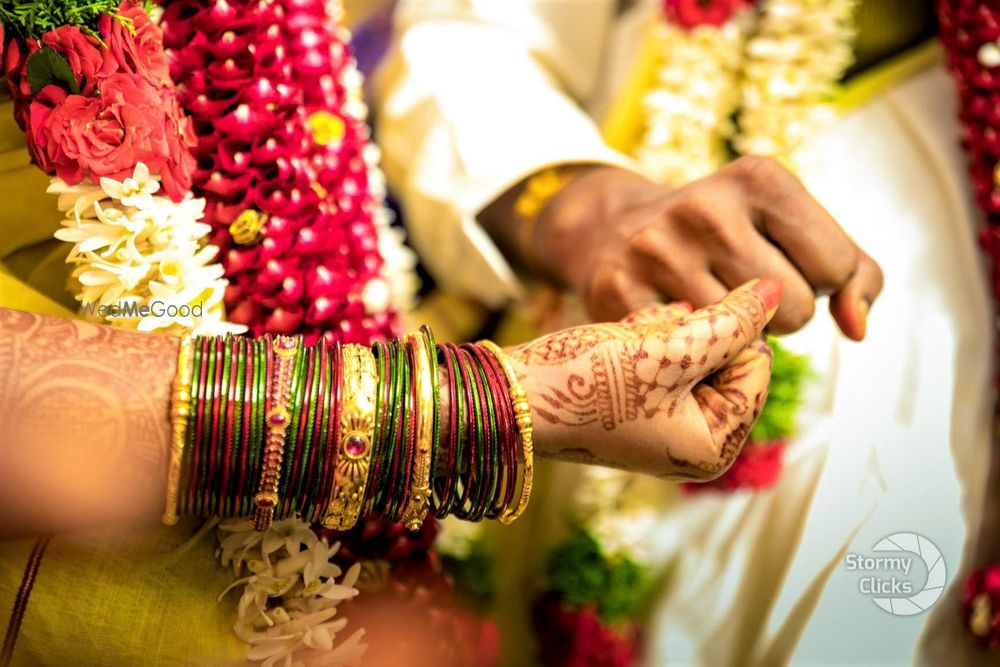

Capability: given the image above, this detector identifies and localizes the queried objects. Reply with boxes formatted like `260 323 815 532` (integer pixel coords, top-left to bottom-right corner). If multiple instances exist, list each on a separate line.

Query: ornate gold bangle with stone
401 333 434 531
162 334 194 526
478 340 534 524
251 335 300 531
321 343 377 530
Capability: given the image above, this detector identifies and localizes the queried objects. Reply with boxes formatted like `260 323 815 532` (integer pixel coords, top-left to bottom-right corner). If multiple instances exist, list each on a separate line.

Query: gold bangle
513 166 578 253
478 340 534 524
252 336 300 531
322 344 377 530
400 333 434 531
162 334 193 526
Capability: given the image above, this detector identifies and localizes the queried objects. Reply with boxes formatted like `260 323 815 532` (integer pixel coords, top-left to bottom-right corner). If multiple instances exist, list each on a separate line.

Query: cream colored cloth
645 63 990 666
376 2 990 665
375 0 637 307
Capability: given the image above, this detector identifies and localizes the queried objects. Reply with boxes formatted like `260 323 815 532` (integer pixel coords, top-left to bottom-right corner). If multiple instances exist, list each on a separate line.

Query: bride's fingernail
750 278 783 312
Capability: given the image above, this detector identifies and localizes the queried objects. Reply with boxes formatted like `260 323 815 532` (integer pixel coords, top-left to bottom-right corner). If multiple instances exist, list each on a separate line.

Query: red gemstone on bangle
345 435 368 457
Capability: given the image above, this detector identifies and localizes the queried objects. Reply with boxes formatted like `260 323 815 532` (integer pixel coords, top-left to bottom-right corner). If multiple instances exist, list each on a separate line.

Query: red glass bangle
470 343 517 518
189 336 211 516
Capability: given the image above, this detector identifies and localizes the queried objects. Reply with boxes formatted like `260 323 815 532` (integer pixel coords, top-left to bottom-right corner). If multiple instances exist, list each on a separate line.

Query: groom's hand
519 158 882 340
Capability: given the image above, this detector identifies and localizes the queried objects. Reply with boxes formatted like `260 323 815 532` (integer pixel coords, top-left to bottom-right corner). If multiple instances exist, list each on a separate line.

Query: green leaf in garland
441 537 496 612
0 0 156 40
750 335 812 442
26 46 80 96
545 527 650 623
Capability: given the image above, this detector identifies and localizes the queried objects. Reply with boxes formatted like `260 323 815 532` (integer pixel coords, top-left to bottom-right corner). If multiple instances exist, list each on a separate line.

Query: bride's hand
508 278 781 480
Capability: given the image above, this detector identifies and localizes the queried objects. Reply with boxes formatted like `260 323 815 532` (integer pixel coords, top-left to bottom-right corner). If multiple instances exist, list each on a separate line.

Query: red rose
4 37 33 131
99 0 171 87
26 73 194 199
662 0 751 29
41 25 117 94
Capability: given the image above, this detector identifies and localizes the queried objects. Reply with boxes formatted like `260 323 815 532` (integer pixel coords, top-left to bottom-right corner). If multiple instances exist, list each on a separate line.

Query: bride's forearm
0 307 177 536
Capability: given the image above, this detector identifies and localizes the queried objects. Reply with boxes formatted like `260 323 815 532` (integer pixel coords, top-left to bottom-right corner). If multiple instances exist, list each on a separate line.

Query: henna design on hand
0 308 177 531
510 285 773 479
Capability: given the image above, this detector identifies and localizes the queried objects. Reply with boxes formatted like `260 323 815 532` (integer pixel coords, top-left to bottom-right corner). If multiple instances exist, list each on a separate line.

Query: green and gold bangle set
162 328 533 532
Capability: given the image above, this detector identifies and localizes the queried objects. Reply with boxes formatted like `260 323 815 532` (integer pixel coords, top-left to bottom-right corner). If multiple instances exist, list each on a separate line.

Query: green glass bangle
454 347 483 520
291 342 323 515
302 343 330 522
421 326 441 504
386 337 409 522
471 348 501 521
195 336 218 517
243 336 264 517
276 339 308 519
465 348 495 521
181 335 204 517
369 340 390 514
448 345 469 518
379 337 405 517
434 344 463 518
210 335 234 516
224 336 244 517
364 340 388 517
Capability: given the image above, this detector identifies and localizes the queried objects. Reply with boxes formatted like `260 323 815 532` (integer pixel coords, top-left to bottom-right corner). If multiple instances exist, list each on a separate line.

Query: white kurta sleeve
374 0 635 307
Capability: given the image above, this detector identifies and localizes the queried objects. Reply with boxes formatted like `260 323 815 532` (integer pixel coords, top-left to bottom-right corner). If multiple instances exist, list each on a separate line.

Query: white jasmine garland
637 0 857 182
50 163 245 337
636 14 751 185
218 517 367 667
736 0 857 161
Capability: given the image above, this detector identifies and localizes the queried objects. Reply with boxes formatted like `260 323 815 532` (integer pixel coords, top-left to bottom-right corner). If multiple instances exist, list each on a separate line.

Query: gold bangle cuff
162 334 193 526
322 343 377 531
400 333 434 531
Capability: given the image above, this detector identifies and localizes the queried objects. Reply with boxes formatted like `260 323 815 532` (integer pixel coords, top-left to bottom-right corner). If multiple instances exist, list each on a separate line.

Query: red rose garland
939 0 1000 646
161 0 400 344
3 1 196 201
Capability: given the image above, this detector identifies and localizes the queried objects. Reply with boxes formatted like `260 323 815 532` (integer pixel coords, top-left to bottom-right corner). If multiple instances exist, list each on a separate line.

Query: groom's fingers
691 337 773 477
672 278 781 382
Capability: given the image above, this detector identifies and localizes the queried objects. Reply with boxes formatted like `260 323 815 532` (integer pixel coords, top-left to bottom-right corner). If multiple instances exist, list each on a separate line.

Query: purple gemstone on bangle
345 435 368 457
269 411 288 426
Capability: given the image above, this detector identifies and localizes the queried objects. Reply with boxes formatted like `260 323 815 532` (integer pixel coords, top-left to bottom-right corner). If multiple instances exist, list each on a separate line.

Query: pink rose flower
99 0 171 87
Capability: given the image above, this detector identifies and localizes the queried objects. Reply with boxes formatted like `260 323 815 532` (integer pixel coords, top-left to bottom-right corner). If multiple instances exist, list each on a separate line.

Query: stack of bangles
160 326 533 532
